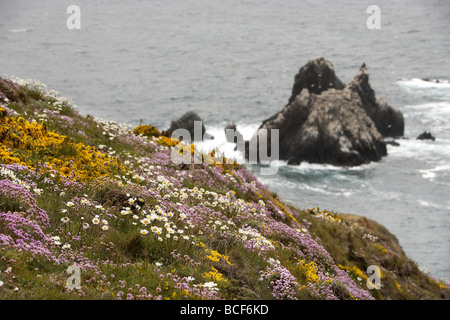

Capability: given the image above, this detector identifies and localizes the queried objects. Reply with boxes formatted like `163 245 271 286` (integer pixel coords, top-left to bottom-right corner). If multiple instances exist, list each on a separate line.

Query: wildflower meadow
0 76 448 300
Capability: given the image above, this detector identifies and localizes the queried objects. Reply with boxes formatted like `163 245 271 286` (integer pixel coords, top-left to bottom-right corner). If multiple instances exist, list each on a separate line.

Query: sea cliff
0 76 448 300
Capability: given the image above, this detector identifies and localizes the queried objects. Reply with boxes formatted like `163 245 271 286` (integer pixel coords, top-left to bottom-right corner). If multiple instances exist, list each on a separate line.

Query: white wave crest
397 78 450 100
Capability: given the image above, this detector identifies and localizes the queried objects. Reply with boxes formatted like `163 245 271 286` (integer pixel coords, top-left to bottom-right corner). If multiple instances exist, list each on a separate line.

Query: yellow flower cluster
155 135 180 148
297 260 319 283
203 267 228 283
434 280 449 290
132 124 160 138
132 124 181 148
205 248 233 266
338 264 368 281
0 110 126 181
0 144 27 166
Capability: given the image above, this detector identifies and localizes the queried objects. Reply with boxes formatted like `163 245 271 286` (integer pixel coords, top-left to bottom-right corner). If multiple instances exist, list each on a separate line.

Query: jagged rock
348 67 404 137
248 57 407 166
251 87 387 166
416 131 435 141
167 111 212 141
289 57 404 137
288 57 345 104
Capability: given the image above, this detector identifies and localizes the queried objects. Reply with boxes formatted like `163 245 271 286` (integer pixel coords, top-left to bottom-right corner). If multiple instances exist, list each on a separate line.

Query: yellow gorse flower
297 260 319 284
132 124 160 138
155 135 180 148
338 264 370 281
0 111 126 182
204 249 233 265
203 267 228 283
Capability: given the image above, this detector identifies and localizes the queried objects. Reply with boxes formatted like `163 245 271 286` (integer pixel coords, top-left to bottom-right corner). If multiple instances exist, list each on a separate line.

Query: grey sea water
1 0 449 280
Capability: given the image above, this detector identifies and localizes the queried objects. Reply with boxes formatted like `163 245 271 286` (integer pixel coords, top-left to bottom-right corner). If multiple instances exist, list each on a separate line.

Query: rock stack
248 57 404 166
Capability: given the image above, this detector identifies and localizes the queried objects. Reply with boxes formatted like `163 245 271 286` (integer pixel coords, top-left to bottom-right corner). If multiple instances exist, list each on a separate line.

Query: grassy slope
0 76 448 300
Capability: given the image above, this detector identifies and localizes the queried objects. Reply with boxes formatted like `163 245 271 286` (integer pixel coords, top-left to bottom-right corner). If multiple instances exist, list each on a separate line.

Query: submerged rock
422 78 441 83
416 131 435 141
249 57 404 166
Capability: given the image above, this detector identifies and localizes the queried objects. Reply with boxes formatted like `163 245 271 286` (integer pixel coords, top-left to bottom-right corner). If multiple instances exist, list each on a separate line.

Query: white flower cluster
0 166 32 190
206 218 235 233
238 227 275 251
268 257 281 266
94 118 133 141
194 281 219 292
11 76 74 108
363 233 378 242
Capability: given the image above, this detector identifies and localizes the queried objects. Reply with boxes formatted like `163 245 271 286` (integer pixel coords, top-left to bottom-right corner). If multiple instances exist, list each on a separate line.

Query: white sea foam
198 123 381 173
417 200 449 210
418 163 450 182
387 138 450 163
403 101 450 119
284 161 377 172
194 122 260 162
397 78 450 100
11 28 33 33
397 78 450 89
298 183 334 195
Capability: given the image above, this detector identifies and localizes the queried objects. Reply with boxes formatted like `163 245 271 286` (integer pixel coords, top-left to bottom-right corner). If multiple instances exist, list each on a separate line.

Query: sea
1 0 449 281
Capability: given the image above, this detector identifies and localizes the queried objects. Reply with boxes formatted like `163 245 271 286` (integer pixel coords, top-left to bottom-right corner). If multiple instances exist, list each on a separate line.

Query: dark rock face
288 57 345 104
254 88 387 166
249 57 402 166
348 67 404 137
422 78 441 83
168 111 211 141
416 131 435 141
385 140 400 147
289 57 404 138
